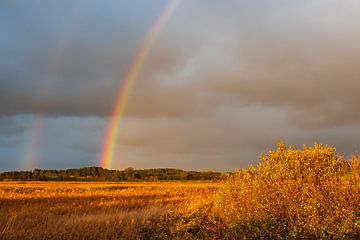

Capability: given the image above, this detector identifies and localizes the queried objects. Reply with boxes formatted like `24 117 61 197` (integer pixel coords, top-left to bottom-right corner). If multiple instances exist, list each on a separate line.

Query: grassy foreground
1 143 359 239
0 182 220 240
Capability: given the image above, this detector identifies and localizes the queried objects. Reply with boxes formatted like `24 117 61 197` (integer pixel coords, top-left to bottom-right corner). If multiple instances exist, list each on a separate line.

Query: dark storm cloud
126 0 360 129
2 0 360 129
114 108 360 171
1 0 360 171
0 0 172 117
0 117 25 136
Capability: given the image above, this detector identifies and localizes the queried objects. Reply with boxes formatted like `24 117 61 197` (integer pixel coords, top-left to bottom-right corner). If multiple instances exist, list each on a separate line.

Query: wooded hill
0 167 226 181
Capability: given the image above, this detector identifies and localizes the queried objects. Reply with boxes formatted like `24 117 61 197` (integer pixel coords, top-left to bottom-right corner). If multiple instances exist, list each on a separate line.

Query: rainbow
23 116 44 170
100 0 181 169
22 6 86 170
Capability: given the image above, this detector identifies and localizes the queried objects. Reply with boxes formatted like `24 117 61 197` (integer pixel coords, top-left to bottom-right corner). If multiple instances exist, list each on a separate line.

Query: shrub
146 143 360 239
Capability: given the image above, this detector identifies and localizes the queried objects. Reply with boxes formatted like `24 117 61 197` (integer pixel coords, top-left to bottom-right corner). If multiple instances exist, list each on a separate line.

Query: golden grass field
0 181 221 240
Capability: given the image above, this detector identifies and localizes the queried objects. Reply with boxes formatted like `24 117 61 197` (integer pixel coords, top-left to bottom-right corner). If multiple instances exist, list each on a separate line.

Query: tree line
0 167 226 182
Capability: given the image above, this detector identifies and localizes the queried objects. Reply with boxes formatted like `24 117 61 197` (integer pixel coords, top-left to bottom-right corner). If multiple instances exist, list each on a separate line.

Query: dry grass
0 182 221 240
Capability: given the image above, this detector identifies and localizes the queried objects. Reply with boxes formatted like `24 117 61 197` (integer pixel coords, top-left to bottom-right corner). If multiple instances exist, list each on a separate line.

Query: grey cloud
2 0 360 171
2 0 360 130
0 0 168 117
110 109 360 171
0 117 26 136
112 107 288 169
111 0 360 130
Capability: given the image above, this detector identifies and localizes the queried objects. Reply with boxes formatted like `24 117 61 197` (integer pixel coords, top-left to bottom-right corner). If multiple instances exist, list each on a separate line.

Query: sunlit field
0 182 221 240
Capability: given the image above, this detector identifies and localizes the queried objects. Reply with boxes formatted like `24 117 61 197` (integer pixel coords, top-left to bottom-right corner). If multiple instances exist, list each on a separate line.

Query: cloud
128 0 360 129
0 0 170 117
110 107 360 171
1 1 360 127
2 0 360 171
0 117 25 136
2 0 360 130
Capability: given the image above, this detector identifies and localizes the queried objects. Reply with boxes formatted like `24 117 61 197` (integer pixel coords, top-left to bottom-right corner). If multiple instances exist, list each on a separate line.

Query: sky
1 0 360 171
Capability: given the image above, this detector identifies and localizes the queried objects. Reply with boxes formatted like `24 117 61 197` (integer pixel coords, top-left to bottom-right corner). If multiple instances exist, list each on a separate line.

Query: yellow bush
156 143 360 239
209 142 360 239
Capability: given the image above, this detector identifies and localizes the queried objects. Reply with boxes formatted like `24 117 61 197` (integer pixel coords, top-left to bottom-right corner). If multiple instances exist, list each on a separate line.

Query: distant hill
0 167 226 182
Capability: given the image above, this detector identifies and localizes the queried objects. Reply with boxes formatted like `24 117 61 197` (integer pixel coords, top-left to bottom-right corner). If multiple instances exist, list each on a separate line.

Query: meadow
1 143 359 239
0 181 221 240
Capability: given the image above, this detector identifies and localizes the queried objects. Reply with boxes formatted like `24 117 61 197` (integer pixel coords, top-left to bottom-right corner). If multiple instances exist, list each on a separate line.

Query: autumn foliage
148 143 360 239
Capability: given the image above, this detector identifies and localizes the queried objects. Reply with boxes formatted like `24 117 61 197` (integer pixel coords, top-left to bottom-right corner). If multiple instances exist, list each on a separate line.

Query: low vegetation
146 143 360 239
1 143 359 239
0 182 220 240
